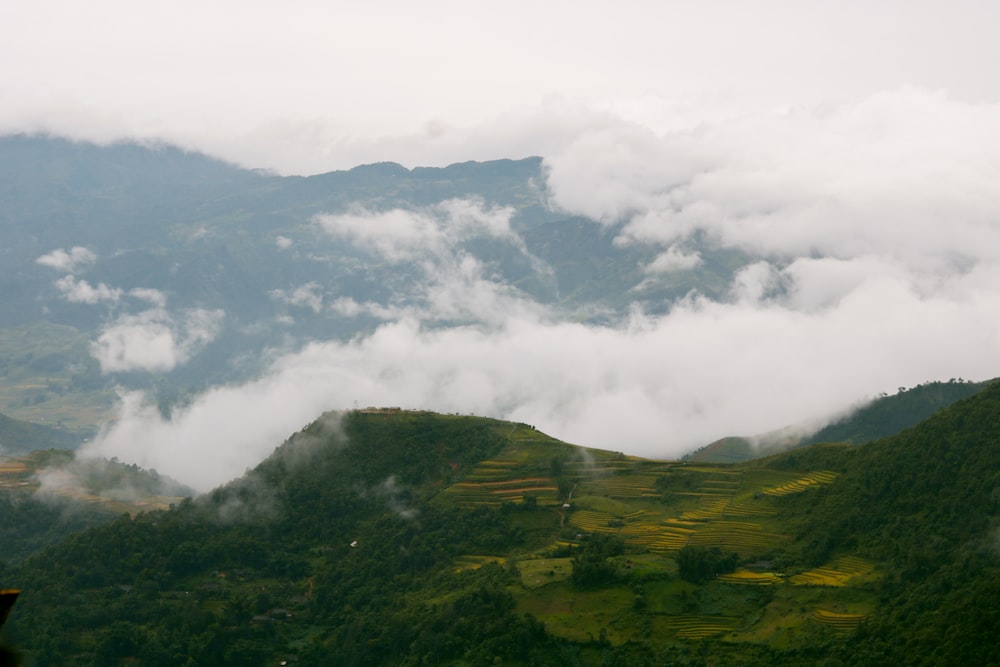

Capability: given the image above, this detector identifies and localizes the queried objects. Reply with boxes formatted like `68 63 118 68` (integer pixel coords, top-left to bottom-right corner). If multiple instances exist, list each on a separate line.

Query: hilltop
3 382 998 665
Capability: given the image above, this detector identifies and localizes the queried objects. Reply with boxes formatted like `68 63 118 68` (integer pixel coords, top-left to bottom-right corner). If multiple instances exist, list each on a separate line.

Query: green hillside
3 385 999 665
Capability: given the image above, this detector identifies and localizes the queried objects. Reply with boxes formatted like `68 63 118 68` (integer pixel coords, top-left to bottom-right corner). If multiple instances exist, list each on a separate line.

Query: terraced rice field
717 569 783 585
462 459 521 481
790 555 874 586
619 520 692 552
555 462 798 557
452 554 506 572
568 509 618 533
0 461 28 474
562 459 631 476
680 466 739 475
811 609 868 632
660 615 741 639
537 539 581 556
444 454 562 507
680 496 729 520
686 521 786 556
0 460 33 490
577 473 660 498
723 498 778 518
760 470 839 497
740 468 802 488
688 469 742 492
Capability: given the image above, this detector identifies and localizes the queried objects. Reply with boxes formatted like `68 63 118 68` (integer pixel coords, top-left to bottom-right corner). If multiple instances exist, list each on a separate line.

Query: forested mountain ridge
799 378 990 445
3 383 999 665
685 378 991 463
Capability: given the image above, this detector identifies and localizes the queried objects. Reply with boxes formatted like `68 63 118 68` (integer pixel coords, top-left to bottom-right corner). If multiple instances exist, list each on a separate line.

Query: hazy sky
8 1 1000 489
4 0 999 173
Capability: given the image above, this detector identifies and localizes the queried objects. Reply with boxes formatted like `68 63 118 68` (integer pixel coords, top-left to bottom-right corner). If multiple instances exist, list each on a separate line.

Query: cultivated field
438 430 878 649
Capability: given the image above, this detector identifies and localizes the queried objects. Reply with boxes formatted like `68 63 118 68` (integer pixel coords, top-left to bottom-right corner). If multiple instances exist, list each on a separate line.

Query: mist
81 289 999 492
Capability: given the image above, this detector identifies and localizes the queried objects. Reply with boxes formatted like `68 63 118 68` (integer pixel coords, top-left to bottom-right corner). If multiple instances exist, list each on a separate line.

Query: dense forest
1 382 999 665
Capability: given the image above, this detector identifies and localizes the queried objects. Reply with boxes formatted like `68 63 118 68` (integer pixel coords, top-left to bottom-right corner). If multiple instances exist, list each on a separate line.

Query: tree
676 545 738 584
571 533 624 588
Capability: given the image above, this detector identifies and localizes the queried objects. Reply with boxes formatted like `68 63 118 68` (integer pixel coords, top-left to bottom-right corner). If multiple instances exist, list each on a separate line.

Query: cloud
359 475 419 520
36 246 97 272
315 197 518 263
128 287 168 308
644 247 703 274
315 198 548 325
34 454 193 504
270 282 325 313
329 297 400 320
41 252 162 307
275 235 293 249
83 256 1000 492
7 1 1000 175
90 307 224 373
730 262 783 305
547 89 1000 278
54 275 122 304
327 256 545 326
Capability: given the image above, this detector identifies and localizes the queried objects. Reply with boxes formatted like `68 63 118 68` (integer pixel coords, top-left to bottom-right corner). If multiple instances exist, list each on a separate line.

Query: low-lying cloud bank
83 275 1000 492
81 89 1000 492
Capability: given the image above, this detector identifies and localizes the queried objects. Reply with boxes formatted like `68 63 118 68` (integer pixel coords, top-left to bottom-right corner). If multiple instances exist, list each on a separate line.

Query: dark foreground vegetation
2 381 999 665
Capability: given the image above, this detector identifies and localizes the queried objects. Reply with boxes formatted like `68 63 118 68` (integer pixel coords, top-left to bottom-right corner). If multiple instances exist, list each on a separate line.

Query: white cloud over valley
91 307 225 373
315 198 519 263
83 260 1000 491
54 275 123 304
36 246 97 272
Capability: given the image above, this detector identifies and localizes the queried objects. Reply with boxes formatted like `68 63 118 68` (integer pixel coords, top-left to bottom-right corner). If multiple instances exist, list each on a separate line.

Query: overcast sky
4 0 999 173
7 1 1000 489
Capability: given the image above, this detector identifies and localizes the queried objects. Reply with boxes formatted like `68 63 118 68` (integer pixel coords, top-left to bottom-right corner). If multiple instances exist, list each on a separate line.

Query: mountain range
4 134 995 488
0 135 749 439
